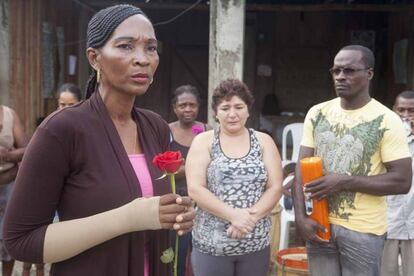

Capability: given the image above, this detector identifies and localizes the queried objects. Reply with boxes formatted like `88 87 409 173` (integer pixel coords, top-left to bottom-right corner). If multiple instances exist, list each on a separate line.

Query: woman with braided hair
3 4 195 276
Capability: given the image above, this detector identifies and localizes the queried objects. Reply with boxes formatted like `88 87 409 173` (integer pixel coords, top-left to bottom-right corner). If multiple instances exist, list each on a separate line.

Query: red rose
153 151 183 275
152 151 183 174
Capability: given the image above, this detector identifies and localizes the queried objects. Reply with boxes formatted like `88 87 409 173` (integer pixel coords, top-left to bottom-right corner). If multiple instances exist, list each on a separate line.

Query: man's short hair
340 45 375 69
397 90 414 100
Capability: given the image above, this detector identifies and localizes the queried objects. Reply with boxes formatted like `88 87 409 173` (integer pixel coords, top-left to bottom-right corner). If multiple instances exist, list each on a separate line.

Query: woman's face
215 95 249 132
92 14 159 96
58 91 80 110
173 93 200 124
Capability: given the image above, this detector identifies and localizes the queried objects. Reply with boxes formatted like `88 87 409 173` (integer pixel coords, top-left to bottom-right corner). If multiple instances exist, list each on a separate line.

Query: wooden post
208 0 245 126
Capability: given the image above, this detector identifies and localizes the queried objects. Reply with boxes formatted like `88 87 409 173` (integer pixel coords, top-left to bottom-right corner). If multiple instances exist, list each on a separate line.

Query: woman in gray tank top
186 79 283 276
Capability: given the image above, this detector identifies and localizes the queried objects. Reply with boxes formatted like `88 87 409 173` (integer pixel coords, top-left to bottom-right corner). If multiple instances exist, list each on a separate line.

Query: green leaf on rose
160 247 174 264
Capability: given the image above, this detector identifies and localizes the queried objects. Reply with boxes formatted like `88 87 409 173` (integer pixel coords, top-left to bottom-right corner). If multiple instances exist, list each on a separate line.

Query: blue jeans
306 224 385 276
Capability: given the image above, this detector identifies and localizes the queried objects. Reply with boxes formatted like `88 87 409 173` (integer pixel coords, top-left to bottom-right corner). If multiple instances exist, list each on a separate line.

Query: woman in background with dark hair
3 4 194 276
169 85 209 276
169 85 209 196
35 83 82 127
186 79 283 276
56 83 82 110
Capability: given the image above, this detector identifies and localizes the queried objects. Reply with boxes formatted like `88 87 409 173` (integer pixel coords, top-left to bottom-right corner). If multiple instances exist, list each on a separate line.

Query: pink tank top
129 154 153 276
129 154 154 197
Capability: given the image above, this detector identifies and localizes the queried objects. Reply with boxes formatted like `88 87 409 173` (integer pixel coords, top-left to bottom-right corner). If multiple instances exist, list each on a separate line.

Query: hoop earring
97 69 101 84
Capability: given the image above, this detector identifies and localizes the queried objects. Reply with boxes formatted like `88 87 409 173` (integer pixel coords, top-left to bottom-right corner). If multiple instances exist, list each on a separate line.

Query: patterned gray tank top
192 128 271 256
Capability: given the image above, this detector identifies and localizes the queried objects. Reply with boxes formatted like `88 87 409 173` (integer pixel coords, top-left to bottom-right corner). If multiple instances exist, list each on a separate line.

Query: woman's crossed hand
227 208 258 239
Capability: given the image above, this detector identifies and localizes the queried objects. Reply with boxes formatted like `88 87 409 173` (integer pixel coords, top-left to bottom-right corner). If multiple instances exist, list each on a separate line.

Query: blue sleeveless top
192 128 271 256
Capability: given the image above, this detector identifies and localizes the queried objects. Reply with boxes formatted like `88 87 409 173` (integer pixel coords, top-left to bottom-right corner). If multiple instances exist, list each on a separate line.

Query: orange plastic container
300 157 331 241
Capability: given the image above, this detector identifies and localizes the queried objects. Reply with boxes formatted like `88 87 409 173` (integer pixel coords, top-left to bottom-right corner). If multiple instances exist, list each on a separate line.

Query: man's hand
296 216 329 244
304 173 347 200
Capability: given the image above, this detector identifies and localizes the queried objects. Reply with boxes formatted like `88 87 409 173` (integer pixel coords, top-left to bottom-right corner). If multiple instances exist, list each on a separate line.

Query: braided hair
85 4 147 99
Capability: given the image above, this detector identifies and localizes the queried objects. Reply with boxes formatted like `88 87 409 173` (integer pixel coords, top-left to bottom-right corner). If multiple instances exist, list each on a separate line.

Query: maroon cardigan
3 92 172 276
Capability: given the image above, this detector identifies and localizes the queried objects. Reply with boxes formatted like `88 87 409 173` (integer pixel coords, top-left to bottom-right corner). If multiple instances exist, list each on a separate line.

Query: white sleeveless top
0 106 15 172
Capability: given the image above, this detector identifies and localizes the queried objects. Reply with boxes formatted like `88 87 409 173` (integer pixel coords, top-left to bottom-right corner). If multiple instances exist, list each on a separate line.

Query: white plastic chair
279 124 305 250
282 123 304 163
279 174 295 250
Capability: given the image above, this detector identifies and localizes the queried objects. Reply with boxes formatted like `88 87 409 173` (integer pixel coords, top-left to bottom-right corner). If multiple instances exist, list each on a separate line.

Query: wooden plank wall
260 11 391 115
135 7 414 124
43 0 83 114
9 0 82 134
386 11 414 105
136 8 210 123
9 0 43 135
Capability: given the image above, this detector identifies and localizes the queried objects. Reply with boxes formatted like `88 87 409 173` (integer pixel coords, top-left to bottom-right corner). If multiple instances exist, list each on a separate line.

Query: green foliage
328 191 356 219
349 115 387 176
